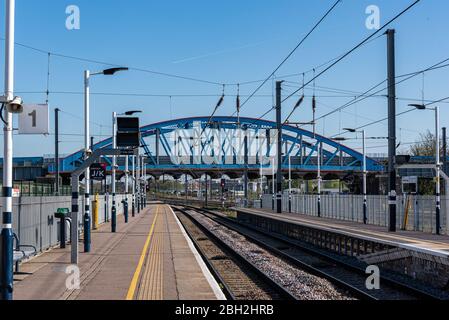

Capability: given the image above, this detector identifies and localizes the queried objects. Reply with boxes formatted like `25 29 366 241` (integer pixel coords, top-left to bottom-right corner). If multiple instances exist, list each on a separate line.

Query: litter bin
55 208 70 249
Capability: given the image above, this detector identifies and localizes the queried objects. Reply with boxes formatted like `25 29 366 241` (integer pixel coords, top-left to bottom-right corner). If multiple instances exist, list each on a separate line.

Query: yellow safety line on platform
126 206 159 300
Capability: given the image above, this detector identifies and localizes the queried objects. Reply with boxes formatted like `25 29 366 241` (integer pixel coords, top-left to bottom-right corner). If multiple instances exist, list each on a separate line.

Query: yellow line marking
126 206 159 300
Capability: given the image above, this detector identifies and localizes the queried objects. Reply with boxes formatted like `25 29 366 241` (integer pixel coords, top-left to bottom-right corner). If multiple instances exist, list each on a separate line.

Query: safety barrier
1 194 132 253
260 193 448 235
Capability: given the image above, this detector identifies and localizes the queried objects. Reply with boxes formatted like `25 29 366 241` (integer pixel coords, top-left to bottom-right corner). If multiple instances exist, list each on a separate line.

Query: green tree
409 130 437 156
407 130 448 195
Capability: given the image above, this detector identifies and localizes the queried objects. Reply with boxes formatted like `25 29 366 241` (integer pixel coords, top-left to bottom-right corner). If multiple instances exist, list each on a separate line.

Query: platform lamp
409 103 441 235
84 67 128 250
112 109 141 232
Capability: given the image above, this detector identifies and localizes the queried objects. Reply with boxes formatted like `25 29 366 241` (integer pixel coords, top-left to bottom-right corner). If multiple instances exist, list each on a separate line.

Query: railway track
173 204 445 300
174 207 296 300
174 206 356 300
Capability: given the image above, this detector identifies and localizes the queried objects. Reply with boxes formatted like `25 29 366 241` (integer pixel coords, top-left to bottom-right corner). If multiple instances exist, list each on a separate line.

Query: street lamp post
1 0 23 301
120 110 141 222
83 70 91 251
124 155 129 223
410 104 441 234
111 112 118 232
272 158 275 211
317 143 321 218
84 67 127 246
137 154 141 214
141 156 146 209
142 156 146 208
260 161 263 209
111 109 141 229
288 155 292 213
436 107 441 235
132 155 136 217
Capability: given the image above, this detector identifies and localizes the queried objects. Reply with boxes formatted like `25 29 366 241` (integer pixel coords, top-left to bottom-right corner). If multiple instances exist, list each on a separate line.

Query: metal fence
8 182 72 196
260 194 448 235
2 194 132 253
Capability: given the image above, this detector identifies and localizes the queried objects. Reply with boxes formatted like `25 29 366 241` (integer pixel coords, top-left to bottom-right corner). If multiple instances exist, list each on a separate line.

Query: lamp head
103 67 129 75
343 128 356 133
408 103 426 110
6 96 24 114
124 110 142 116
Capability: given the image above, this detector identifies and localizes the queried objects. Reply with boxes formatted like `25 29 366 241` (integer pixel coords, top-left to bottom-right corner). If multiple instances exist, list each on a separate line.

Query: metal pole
124 155 129 223
83 70 91 252
435 107 441 235
260 161 263 197
111 112 117 232
205 174 208 208
142 157 146 207
288 155 292 213
443 127 447 175
90 136 94 195
136 154 140 214
276 81 283 214
55 108 60 195
244 134 248 207
132 155 136 217
185 174 188 204
140 156 144 209
140 156 144 210
362 130 367 224
443 127 448 234
317 142 321 217
1 0 15 300
272 158 275 211
71 176 79 265
387 29 397 232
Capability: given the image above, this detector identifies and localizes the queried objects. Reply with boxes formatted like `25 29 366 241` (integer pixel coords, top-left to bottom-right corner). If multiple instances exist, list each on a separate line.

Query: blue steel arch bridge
52 116 385 181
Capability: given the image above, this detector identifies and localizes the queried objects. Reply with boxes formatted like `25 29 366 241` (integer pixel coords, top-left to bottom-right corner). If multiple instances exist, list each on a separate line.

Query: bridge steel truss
56 116 384 180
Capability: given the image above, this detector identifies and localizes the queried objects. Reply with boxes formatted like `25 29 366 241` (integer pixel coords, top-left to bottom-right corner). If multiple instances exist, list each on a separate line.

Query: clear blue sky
0 0 448 156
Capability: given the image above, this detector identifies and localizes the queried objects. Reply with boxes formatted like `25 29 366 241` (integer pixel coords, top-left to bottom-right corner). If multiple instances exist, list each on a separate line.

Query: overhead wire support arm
235 0 342 115
281 0 422 106
202 84 225 136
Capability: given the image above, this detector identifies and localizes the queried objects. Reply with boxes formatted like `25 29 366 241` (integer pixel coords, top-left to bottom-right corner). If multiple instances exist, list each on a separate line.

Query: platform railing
0 194 132 254
260 194 448 235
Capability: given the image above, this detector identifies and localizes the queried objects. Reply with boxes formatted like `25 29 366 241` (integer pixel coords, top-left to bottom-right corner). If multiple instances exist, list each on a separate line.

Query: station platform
235 207 449 259
13 203 224 300
233 207 449 288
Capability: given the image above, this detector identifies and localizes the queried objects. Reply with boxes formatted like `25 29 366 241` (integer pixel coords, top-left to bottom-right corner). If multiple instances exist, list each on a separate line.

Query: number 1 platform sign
18 104 50 135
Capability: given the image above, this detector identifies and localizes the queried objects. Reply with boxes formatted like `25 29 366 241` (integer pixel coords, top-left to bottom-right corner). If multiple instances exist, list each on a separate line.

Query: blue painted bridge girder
52 116 384 177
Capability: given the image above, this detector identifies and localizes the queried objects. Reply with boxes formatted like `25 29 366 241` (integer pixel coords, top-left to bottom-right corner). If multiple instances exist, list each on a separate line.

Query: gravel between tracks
177 213 276 300
187 210 355 300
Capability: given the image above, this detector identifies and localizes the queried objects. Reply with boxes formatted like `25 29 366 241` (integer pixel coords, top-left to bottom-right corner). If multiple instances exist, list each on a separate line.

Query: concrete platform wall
2 194 132 253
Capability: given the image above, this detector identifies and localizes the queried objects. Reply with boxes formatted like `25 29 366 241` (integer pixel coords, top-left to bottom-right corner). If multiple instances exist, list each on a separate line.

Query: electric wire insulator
312 95 316 112
294 95 305 109
216 95 224 108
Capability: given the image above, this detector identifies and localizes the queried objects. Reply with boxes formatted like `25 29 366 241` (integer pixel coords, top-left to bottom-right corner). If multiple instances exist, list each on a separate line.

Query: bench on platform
13 233 37 274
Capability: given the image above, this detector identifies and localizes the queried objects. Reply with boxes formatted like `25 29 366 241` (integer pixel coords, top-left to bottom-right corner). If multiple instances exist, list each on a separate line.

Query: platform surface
236 207 449 258
13 204 223 300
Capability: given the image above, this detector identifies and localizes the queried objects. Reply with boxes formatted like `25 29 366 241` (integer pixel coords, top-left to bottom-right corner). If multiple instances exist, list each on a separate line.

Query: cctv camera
6 96 23 114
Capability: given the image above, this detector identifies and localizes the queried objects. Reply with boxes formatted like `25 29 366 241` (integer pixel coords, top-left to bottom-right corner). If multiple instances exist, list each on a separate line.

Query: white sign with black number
18 104 49 135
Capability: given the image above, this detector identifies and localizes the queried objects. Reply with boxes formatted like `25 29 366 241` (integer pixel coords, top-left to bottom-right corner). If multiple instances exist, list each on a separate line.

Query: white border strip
168 205 226 300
